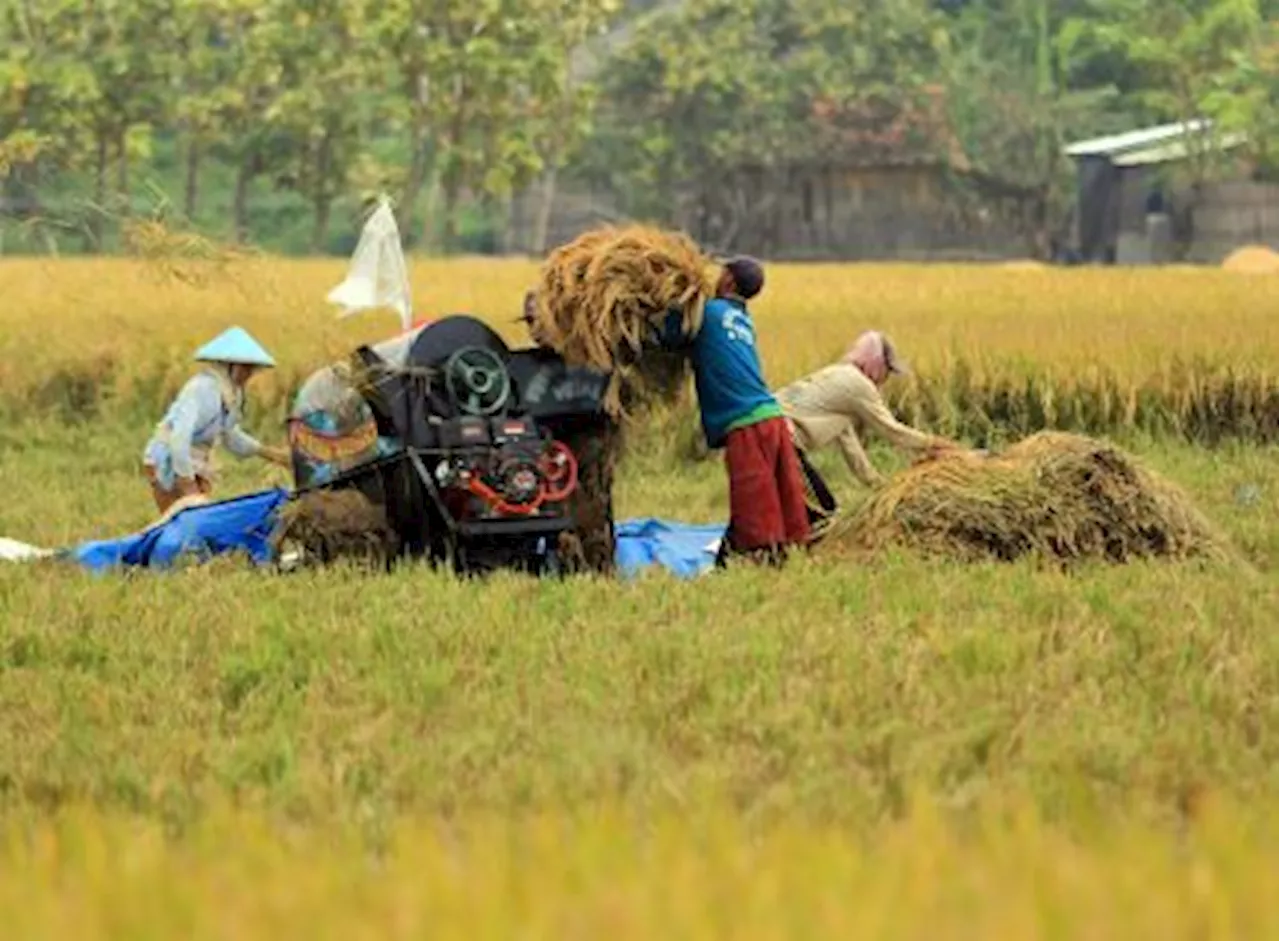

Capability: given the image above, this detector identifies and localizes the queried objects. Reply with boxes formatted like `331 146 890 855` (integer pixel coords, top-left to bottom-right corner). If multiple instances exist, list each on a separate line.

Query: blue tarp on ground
64 490 725 580
70 489 291 572
613 517 724 580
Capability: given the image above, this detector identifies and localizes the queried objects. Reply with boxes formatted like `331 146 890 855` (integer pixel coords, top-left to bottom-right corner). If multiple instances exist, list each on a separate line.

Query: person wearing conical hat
141 326 291 515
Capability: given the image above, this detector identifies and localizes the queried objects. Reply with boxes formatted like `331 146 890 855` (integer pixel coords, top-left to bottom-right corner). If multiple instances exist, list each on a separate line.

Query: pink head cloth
842 331 907 384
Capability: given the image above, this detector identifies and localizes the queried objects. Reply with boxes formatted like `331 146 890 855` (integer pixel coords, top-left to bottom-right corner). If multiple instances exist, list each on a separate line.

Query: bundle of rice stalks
827 432 1228 566
271 489 400 569
530 224 714 418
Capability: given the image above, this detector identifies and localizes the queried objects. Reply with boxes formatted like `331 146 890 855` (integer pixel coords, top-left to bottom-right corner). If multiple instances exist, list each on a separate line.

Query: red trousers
723 416 812 554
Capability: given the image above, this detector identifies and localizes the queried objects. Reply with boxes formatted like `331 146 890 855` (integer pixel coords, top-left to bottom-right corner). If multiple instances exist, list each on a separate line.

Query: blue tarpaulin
70 489 291 572
613 517 724 580
60 489 725 580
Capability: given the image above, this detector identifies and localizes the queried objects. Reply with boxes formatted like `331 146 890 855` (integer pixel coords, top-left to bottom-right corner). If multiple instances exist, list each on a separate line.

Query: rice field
0 256 1275 938
0 256 1275 440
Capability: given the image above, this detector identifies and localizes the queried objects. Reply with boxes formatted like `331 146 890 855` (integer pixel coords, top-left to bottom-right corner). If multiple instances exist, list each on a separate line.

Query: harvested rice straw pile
1221 244 1280 274
826 432 1228 566
271 489 400 568
530 224 715 418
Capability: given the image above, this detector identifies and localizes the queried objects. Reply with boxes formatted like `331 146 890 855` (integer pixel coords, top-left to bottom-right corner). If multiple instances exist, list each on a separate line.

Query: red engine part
538 441 579 503
453 440 579 518
464 473 544 517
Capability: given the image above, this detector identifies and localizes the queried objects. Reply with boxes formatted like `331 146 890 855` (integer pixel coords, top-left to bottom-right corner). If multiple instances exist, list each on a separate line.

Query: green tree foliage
0 3 99 184
1069 0 1267 117
0 0 175 244
2 0 618 253
0 0 1274 255
266 0 371 250
1213 30 1279 177
939 0 1133 253
582 0 1276 257
357 0 618 249
1064 0 1277 176
580 0 950 252
515 0 617 253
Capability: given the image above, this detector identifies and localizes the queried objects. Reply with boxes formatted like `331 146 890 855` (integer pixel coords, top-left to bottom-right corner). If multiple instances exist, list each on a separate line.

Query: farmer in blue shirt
685 257 812 565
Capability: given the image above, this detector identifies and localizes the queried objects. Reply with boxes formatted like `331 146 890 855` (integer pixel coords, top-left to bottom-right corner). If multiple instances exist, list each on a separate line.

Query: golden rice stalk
529 224 715 418
825 431 1229 566
121 218 259 288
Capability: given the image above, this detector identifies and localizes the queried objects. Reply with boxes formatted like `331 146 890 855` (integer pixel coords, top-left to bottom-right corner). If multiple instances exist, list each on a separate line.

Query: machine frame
279 315 615 577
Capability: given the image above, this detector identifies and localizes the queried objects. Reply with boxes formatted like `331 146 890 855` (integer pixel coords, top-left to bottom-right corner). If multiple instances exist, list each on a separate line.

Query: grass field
0 257 1276 938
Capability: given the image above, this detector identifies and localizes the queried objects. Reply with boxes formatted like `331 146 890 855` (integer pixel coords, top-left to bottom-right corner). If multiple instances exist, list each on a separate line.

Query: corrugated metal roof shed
1063 119 1221 159
1111 131 1249 167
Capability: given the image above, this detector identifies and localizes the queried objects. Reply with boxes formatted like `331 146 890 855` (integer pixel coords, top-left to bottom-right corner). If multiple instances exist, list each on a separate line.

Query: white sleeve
221 422 264 459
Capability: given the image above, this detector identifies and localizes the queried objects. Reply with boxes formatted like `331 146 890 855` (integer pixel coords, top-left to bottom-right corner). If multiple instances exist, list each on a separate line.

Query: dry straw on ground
529 224 714 419
271 489 400 568
998 259 1051 270
1221 245 1280 274
827 431 1228 566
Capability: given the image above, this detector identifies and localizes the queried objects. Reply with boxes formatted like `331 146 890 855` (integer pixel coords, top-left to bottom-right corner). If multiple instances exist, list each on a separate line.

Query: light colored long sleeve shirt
775 363 942 487
144 369 262 486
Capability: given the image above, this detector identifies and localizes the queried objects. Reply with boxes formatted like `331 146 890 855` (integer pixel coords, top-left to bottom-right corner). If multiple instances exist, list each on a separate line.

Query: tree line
0 0 1274 255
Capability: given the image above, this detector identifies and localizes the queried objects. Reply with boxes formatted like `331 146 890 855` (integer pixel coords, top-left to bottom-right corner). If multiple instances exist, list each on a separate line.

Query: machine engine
283 314 610 576
432 414 578 521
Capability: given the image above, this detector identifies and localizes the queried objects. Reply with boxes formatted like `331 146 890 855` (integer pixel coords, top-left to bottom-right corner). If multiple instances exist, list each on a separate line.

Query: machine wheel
444 346 511 416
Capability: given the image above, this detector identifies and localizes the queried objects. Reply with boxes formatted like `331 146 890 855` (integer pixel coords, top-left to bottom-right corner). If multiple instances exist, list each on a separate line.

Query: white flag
326 197 413 331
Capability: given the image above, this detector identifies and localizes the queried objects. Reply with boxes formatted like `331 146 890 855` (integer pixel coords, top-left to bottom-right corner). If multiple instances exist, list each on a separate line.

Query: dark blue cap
724 256 764 299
